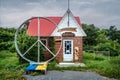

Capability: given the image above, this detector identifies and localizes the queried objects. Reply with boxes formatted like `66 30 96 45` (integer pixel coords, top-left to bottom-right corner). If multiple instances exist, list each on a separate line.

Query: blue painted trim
25 64 37 71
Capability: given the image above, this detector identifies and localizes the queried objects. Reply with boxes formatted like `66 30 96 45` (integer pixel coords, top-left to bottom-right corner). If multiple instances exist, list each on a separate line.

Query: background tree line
82 24 120 56
0 24 120 56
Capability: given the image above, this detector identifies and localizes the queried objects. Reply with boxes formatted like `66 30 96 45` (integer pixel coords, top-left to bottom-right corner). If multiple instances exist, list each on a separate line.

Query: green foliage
96 29 108 43
0 50 26 80
82 24 120 56
0 69 26 80
94 40 120 56
48 37 55 54
83 52 95 60
100 56 120 79
48 52 119 79
0 27 55 63
83 52 120 79
0 24 120 79
48 61 57 70
107 26 120 44
83 51 105 60
0 27 15 42
48 61 87 71
0 50 119 79
17 29 44 63
94 54 105 60
82 24 99 45
0 50 14 58
0 27 15 52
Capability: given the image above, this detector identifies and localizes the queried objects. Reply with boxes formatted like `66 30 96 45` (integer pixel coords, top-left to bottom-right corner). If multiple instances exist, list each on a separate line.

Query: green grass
0 50 27 80
48 52 120 79
0 50 119 79
82 52 120 79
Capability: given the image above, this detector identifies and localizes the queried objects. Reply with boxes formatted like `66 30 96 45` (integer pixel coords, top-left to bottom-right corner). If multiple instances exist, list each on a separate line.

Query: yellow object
36 62 48 70
74 47 79 61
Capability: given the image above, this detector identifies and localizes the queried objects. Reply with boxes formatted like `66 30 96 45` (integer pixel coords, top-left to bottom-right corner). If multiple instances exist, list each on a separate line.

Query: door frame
63 40 73 61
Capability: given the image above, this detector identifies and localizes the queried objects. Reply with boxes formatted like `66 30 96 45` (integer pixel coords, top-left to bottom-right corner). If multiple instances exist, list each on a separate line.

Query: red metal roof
27 17 81 36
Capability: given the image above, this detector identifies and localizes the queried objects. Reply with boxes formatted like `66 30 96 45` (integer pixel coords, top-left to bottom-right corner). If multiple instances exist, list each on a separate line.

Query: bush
48 61 56 70
48 37 55 54
0 41 14 51
95 54 105 60
83 52 119 79
103 56 120 79
0 69 26 80
0 50 26 80
83 45 94 51
94 41 120 56
83 51 95 60
110 48 119 56
83 51 105 60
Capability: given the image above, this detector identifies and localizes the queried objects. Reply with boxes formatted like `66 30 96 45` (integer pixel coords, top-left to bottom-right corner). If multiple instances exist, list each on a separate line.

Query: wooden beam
58 27 77 32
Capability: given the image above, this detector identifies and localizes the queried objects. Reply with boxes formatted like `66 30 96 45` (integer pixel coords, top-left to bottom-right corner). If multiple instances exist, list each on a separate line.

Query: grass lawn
0 50 120 79
83 52 120 79
0 50 27 80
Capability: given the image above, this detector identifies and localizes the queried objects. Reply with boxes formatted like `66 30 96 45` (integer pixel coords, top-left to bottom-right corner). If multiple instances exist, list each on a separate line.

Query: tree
96 29 108 44
82 24 99 45
107 25 120 44
0 27 15 52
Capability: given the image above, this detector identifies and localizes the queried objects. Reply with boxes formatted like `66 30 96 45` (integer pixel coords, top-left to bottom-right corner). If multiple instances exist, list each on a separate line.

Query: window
41 39 47 46
65 41 71 54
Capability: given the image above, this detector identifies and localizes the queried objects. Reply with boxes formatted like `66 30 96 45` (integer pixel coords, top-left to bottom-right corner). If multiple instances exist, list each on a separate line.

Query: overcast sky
0 0 120 29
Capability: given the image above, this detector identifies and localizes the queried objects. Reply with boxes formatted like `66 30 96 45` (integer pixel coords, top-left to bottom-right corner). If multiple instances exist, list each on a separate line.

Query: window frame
41 39 47 47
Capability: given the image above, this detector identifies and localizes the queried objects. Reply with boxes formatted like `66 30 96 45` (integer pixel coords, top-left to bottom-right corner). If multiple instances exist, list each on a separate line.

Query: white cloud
0 4 64 28
0 0 120 29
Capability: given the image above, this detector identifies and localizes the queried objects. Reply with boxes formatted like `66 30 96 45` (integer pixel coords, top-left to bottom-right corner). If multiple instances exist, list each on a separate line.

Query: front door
63 40 73 61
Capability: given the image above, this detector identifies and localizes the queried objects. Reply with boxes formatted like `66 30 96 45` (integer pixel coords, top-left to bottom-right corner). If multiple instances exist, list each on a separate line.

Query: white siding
51 10 86 36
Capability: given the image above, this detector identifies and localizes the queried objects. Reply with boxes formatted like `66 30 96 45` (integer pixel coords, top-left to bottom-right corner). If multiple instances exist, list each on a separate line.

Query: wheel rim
14 17 62 64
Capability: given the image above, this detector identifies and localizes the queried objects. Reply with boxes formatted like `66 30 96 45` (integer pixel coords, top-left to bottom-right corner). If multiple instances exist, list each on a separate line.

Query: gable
51 10 86 36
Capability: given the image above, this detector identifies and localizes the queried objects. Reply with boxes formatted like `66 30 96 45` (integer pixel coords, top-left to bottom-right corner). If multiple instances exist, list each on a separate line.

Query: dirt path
24 71 116 80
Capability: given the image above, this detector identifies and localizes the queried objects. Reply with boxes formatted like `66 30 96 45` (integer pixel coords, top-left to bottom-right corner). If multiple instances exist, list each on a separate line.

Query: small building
27 9 86 63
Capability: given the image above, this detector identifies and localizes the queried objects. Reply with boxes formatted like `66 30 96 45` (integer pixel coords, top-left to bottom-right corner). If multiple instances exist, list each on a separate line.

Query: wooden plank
58 27 77 32
35 62 48 70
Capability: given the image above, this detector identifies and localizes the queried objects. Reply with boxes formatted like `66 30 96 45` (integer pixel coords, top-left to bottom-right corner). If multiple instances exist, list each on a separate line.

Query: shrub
48 37 55 54
94 41 120 56
94 54 105 60
48 61 56 70
104 56 120 79
0 50 26 80
83 51 95 60
83 51 105 60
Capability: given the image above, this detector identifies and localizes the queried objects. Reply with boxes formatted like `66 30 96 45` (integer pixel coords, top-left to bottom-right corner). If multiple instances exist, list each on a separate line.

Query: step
57 62 85 67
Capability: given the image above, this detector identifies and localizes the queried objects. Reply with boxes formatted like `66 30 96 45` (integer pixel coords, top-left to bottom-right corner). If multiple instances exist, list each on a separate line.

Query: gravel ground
24 71 116 80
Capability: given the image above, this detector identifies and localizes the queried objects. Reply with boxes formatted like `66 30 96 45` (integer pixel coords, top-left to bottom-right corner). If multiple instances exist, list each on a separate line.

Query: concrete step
57 62 85 67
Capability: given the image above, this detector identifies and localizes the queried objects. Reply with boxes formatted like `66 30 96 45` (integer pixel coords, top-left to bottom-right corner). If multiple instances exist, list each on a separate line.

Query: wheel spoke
37 17 40 62
40 40 55 57
23 41 38 56
38 41 40 62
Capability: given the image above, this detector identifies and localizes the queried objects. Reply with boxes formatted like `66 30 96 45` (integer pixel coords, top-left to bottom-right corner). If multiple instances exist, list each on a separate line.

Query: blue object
25 64 37 71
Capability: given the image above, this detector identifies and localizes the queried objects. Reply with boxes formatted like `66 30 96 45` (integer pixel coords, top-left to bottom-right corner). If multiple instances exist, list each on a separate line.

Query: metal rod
68 10 70 27
38 17 40 62
68 0 69 10
68 0 70 27
40 41 55 57
23 41 38 56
